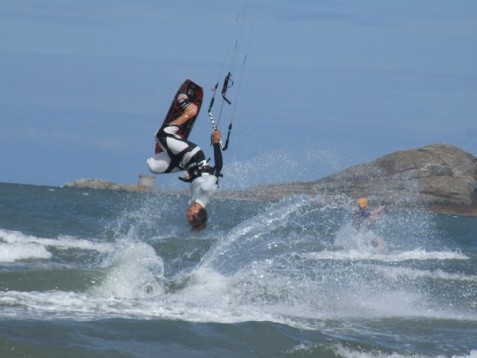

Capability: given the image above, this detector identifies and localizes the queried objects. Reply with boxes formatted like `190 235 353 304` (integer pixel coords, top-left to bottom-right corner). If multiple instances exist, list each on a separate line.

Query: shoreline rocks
62 178 155 193
241 143 477 216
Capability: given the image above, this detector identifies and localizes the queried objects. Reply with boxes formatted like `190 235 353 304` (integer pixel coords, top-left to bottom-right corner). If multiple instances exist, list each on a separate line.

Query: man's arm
211 130 223 176
169 104 198 127
369 205 386 221
371 205 386 216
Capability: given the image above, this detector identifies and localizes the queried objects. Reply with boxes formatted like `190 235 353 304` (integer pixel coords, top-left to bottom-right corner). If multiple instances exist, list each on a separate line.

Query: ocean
1 182 476 357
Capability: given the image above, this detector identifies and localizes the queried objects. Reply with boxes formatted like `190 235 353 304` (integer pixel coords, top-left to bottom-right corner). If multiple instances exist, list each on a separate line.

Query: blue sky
1 0 476 190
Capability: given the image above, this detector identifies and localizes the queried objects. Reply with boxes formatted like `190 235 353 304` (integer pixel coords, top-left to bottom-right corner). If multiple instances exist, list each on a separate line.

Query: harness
178 159 223 183
156 129 203 174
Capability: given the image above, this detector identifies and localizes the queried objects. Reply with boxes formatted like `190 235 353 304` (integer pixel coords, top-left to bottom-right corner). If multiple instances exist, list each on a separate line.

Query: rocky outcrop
62 178 155 192
241 144 477 215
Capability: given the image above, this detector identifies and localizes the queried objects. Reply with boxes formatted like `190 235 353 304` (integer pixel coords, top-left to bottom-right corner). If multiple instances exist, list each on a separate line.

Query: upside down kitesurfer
146 94 223 231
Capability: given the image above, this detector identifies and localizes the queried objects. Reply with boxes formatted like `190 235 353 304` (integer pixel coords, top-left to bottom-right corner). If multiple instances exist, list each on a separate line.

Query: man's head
187 202 208 231
357 197 367 209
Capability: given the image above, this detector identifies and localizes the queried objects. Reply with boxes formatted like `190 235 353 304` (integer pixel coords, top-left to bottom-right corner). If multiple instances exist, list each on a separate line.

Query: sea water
1 182 476 357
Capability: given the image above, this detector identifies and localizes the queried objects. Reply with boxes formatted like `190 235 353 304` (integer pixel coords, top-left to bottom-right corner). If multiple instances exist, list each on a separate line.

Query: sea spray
197 195 312 274
91 236 165 299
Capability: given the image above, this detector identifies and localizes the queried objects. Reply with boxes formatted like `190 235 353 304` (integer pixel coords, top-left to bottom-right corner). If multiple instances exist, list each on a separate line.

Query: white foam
0 229 113 263
2 243 477 325
366 265 477 283
2 264 476 325
334 223 385 252
333 345 477 358
332 343 423 358
0 242 52 262
91 240 165 299
302 249 468 262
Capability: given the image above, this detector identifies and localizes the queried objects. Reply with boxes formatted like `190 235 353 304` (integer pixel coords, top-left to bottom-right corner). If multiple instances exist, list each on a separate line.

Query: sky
1 0 476 190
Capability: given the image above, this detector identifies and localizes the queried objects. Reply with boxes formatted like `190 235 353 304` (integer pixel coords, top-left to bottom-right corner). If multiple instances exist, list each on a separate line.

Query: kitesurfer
354 197 386 248
354 198 386 227
147 94 223 231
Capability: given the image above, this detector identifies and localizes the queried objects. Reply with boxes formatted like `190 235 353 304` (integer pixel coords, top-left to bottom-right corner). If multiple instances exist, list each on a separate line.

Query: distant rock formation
241 144 477 215
63 178 155 192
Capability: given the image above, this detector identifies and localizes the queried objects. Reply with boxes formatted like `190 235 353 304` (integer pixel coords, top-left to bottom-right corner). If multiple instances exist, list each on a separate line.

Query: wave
301 248 469 262
2 232 477 326
91 239 165 299
2 262 477 325
0 242 52 262
364 264 477 283
0 228 113 263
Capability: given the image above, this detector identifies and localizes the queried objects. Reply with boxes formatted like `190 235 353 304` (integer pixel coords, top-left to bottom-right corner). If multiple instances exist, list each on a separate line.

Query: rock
242 144 477 215
62 178 155 192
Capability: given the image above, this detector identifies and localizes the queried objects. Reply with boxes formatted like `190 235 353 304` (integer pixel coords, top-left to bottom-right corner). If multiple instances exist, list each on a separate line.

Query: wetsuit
147 125 223 208
147 125 205 174
354 206 370 229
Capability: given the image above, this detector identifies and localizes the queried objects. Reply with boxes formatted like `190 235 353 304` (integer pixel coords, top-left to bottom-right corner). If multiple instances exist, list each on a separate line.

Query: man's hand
211 130 222 144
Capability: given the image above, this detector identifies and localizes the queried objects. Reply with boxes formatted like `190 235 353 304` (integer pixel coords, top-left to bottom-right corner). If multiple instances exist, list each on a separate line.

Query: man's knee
147 156 170 174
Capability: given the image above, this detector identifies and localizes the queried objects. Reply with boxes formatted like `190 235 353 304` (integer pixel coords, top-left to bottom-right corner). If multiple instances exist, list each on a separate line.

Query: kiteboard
155 79 203 154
